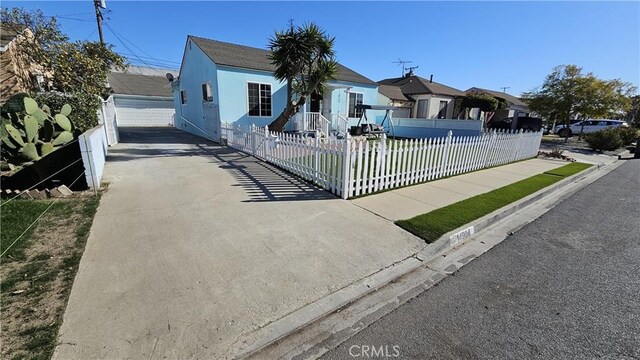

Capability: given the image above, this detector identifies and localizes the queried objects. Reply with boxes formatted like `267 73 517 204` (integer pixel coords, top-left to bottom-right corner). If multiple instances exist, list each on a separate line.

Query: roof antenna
500 86 510 93
392 58 413 77
406 65 419 77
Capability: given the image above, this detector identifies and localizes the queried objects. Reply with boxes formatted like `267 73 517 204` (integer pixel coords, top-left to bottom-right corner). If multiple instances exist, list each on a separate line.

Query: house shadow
110 127 336 202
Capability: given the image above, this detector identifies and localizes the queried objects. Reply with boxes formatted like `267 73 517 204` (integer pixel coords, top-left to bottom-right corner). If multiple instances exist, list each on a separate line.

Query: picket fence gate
220 123 543 199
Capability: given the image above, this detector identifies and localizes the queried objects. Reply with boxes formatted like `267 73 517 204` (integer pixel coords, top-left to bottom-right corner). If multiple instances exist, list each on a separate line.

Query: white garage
108 71 175 127
113 96 174 127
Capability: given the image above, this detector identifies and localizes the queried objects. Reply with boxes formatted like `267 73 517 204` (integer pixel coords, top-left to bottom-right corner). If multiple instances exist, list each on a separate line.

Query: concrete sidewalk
351 158 568 221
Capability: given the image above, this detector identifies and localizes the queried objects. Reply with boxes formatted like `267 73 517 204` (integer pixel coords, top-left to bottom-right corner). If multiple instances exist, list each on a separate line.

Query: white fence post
264 125 270 160
379 133 387 191
314 135 319 183
442 130 453 176
250 124 256 155
341 135 352 199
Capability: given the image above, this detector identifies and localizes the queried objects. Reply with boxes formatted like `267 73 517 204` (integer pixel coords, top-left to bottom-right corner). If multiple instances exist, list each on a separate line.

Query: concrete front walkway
351 158 568 221
53 128 423 359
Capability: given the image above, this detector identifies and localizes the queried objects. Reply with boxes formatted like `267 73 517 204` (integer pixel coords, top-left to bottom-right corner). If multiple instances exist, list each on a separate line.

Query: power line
103 21 168 76
115 52 180 66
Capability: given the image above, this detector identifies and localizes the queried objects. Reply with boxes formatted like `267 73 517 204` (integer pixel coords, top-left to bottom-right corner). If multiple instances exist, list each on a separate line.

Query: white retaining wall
79 124 108 190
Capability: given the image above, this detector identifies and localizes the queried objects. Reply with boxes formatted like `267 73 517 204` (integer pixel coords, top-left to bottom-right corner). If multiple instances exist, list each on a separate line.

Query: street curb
233 255 426 358
235 160 617 359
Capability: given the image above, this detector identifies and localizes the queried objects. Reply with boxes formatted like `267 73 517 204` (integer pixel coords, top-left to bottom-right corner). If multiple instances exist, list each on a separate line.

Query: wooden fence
220 123 543 199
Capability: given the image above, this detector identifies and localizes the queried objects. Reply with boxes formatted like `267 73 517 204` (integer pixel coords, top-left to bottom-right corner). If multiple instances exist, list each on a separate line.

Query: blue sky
5 1 639 96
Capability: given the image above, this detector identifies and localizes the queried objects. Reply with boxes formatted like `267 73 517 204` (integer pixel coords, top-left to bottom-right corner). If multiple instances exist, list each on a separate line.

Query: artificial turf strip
395 162 592 243
543 162 593 177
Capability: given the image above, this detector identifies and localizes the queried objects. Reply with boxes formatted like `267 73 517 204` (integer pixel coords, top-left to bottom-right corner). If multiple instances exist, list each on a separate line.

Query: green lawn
1 199 63 260
396 162 592 243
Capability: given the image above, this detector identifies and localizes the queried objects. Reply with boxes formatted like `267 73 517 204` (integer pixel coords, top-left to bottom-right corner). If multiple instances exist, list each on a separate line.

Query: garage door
114 97 175 127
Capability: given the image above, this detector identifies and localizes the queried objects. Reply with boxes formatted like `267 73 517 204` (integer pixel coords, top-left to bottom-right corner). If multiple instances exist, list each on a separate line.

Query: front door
203 102 219 141
310 92 322 113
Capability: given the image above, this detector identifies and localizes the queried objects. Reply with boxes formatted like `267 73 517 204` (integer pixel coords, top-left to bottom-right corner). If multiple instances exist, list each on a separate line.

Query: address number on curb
450 226 475 246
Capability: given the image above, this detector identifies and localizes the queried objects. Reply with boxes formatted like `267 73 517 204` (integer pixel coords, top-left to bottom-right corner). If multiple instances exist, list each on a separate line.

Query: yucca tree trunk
269 96 307 132
269 104 296 132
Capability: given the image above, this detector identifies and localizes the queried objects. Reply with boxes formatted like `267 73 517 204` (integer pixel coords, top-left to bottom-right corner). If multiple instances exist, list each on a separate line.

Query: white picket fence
220 123 543 199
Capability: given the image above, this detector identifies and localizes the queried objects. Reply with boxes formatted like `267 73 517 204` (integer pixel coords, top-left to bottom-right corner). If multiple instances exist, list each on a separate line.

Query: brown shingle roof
189 36 376 86
378 75 465 97
466 87 528 107
108 72 172 97
378 84 409 101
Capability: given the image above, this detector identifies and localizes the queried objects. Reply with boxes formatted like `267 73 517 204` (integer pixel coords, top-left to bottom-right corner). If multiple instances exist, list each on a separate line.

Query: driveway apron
53 128 423 359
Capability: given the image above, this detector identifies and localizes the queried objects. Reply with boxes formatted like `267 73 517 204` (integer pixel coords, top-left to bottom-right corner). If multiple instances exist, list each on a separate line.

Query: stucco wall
411 94 456 119
216 66 286 129
173 39 220 138
328 81 378 127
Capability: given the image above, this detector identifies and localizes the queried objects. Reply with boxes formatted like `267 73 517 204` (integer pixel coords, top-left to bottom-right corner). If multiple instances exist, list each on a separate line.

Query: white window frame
247 81 272 117
347 92 364 119
202 82 213 102
180 90 187 105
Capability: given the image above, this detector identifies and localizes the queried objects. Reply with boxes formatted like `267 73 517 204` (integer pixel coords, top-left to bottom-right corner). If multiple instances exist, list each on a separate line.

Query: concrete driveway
54 128 423 359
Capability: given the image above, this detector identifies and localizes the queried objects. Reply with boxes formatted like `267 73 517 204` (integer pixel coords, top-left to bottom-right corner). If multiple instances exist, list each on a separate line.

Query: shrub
34 92 100 133
619 127 640 145
584 128 623 151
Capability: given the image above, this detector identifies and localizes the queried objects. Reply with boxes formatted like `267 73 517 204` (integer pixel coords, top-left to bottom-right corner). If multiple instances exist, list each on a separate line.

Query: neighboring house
378 71 466 120
0 24 51 103
171 35 378 140
465 87 530 121
377 84 413 118
107 66 176 127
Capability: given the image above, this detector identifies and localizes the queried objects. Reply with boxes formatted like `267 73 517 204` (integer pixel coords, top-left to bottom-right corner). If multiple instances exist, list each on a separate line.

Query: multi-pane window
180 90 187 105
437 100 448 119
248 83 272 117
348 93 364 118
202 83 213 102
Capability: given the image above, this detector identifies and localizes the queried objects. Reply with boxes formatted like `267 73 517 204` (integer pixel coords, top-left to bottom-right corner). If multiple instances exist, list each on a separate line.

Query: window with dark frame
348 93 364 118
180 90 187 105
416 99 428 118
202 83 213 102
248 83 272 117
437 100 448 119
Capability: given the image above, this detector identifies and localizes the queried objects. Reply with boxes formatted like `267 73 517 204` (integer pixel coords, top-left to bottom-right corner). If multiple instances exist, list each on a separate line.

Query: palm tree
268 22 338 132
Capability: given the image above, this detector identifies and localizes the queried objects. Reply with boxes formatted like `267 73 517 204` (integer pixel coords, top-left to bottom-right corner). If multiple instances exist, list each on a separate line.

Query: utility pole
500 86 510 93
93 0 105 44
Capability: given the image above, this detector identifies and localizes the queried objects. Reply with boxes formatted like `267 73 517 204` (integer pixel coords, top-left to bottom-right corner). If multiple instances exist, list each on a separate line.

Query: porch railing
305 112 331 136
334 114 349 136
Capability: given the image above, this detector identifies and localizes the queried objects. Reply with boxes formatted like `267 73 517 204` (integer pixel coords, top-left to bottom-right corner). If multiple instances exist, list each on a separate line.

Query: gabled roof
466 87 528 107
378 75 465 97
188 36 376 86
108 72 172 97
378 84 409 102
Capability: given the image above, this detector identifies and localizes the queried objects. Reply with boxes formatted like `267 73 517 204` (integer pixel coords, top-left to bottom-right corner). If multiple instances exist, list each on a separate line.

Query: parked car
554 119 628 137
488 116 543 132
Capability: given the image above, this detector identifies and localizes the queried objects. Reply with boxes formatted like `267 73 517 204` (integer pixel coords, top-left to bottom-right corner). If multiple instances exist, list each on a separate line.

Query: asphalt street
323 159 640 360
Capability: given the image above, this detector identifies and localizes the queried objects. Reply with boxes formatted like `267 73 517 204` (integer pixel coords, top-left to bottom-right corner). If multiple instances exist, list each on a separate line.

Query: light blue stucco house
171 35 378 141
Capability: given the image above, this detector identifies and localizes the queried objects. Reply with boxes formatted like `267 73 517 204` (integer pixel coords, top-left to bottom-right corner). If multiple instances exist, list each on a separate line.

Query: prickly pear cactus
0 95 77 166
